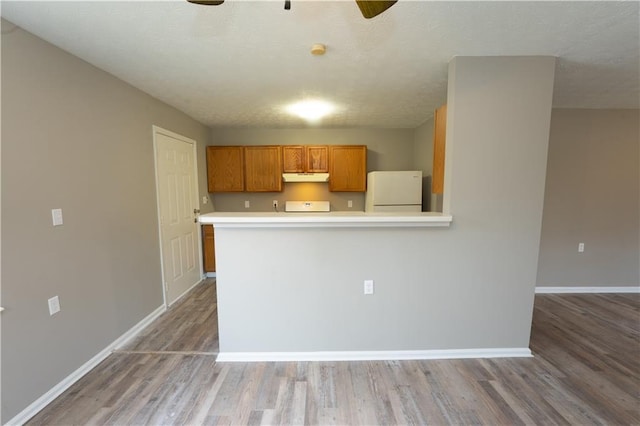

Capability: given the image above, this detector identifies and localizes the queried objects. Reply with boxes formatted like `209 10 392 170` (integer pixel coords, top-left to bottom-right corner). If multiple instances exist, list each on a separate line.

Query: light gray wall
214 56 556 354
537 109 639 287
207 128 415 212
1 20 210 422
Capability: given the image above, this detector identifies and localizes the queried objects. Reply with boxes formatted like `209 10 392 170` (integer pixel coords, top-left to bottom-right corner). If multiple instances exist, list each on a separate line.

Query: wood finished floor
27 280 639 425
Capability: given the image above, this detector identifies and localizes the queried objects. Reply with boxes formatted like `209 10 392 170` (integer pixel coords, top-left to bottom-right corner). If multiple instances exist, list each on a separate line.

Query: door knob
194 208 201 214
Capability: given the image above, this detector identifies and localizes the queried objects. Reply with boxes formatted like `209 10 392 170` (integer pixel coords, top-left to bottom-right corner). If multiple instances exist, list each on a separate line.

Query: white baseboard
215 348 532 362
205 272 216 278
535 286 640 294
7 305 166 426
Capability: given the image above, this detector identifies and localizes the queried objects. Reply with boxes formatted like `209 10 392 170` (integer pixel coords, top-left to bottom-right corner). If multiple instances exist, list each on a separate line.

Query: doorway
153 126 202 306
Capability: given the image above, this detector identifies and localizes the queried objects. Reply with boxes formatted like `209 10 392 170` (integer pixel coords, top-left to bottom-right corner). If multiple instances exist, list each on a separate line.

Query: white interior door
154 127 201 306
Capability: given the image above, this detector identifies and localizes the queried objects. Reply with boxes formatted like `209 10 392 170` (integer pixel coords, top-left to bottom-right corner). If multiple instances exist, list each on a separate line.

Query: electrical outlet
202 196 208 204
48 296 61 315
348 200 353 208
273 200 278 208
244 200 250 208
578 242 585 253
364 280 374 295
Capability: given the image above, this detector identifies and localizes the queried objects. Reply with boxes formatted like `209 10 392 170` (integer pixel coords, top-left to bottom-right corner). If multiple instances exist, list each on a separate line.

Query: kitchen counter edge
198 212 453 228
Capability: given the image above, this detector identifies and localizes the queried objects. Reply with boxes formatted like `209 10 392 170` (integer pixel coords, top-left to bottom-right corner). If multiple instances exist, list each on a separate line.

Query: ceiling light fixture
286 100 336 122
311 44 326 56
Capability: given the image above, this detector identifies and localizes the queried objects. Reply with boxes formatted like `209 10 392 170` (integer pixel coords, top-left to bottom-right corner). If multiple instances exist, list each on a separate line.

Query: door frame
152 125 203 307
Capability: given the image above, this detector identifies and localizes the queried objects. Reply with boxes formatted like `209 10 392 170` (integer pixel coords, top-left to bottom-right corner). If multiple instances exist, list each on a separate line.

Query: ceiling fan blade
355 0 397 19
187 0 225 5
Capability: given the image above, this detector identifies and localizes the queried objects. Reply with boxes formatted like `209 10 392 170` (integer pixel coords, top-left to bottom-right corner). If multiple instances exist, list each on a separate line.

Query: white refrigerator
365 171 423 212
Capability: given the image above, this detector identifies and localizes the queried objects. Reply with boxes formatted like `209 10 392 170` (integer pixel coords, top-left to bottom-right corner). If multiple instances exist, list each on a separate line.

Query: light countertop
198 211 453 228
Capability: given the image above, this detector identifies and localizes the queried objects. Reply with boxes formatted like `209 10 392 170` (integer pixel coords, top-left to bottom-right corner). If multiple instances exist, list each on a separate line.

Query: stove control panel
284 201 330 212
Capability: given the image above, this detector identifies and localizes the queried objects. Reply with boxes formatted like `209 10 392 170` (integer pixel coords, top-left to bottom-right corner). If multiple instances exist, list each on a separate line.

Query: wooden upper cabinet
282 145 328 173
328 145 367 192
282 146 305 173
305 146 329 172
244 146 283 192
432 104 447 195
206 146 244 192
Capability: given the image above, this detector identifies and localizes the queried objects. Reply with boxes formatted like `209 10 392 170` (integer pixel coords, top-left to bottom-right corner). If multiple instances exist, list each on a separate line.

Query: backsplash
210 182 365 212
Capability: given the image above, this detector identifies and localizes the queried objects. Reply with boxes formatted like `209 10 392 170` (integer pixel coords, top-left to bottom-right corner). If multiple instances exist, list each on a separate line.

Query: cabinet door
202 225 215 272
432 104 447 195
329 145 367 192
206 146 244 192
245 146 283 192
305 146 329 172
283 145 329 173
282 146 305 173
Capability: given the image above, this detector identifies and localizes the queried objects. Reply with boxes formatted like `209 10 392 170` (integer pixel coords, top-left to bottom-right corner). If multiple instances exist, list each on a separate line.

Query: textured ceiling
2 1 639 128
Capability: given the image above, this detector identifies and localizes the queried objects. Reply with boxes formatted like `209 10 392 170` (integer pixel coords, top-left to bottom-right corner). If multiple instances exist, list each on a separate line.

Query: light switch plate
48 296 60 315
51 208 63 226
364 280 374 295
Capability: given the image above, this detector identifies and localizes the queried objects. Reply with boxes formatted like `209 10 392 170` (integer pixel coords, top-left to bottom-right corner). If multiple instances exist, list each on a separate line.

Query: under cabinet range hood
282 173 329 183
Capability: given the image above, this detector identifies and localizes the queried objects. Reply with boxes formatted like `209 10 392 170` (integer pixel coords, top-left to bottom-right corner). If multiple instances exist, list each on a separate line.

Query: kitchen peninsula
202 56 556 363
200 210 477 362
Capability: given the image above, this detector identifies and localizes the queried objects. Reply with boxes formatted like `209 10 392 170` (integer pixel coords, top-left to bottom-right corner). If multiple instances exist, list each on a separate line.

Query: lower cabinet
202 225 216 273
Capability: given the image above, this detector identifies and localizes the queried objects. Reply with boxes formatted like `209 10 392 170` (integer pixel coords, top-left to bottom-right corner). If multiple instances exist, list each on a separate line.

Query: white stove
284 201 330 213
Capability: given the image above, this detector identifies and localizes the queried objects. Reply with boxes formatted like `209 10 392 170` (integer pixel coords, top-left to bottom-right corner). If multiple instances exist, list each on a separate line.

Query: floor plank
120 279 219 354
26 282 640 425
